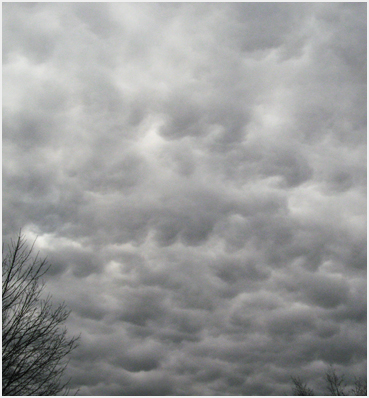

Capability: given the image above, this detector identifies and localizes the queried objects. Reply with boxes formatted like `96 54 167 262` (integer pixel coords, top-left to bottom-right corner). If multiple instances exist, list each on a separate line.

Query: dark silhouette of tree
351 377 367 396
291 366 367 396
325 365 346 396
291 376 315 395
2 234 79 395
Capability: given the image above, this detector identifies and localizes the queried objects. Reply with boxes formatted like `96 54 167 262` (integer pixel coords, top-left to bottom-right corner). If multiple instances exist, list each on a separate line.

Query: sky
2 2 367 396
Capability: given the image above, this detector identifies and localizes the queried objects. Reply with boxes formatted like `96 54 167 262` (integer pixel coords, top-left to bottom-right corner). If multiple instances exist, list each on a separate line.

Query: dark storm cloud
3 2 366 395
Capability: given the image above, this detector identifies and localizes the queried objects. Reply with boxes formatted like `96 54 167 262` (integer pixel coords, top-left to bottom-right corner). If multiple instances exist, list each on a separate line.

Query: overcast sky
2 2 367 396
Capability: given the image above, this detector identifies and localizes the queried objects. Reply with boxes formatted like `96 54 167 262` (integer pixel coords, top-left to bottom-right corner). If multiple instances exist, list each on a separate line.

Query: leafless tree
350 377 367 396
325 366 346 396
2 234 79 395
291 366 367 396
291 376 315 395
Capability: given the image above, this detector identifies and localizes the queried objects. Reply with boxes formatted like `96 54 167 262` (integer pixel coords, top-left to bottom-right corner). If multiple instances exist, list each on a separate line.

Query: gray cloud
3 2 366 395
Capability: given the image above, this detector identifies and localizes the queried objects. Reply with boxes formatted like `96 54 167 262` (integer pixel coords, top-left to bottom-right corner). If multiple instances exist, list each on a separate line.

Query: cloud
3 2 366 395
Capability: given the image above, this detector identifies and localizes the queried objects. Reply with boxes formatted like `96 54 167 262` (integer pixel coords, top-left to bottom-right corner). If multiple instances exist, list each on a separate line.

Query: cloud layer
3 3 366 395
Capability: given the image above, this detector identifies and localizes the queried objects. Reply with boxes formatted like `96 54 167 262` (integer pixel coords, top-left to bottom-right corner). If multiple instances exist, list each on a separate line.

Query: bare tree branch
2 233 79 396
351 377 367 396
291 376 315 395
291 366 366 396
325 366 346 396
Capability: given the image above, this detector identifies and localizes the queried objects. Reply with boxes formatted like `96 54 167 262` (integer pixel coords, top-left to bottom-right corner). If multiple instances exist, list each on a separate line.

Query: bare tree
291 376 315 395
291 366 367 396
2 234 79 395
350 377 367 396
325 366 346 396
